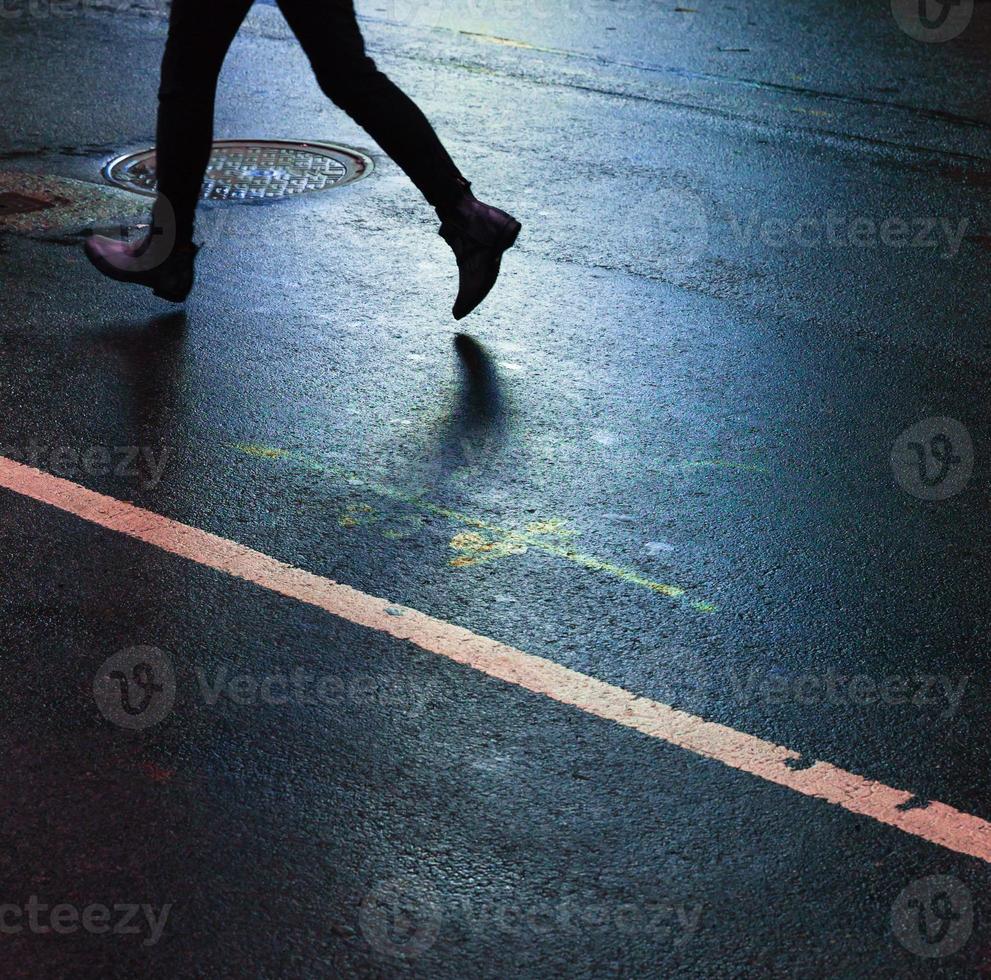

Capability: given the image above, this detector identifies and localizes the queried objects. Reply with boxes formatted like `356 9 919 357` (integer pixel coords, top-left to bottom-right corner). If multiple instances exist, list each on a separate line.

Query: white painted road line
1 453 989 863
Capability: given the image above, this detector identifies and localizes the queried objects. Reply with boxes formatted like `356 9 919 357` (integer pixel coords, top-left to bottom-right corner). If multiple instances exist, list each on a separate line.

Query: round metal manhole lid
102 139 373 201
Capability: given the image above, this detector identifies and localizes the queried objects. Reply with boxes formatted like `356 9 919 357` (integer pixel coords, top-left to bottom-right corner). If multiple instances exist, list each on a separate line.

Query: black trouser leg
154 0 253 244
275 0 468 210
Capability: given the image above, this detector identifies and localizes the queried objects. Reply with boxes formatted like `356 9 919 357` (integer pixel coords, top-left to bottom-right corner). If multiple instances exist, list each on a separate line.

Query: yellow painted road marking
459 31 539 50
449 530 528 567
234 443 717 613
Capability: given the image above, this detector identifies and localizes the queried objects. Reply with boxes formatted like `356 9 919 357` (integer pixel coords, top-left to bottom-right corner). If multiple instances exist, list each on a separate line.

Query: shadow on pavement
437 333 508 475
82 311 188 452
453 332 503 425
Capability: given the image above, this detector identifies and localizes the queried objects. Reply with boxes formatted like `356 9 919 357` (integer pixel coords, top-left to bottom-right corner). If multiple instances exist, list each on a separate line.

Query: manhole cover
102 139 373 202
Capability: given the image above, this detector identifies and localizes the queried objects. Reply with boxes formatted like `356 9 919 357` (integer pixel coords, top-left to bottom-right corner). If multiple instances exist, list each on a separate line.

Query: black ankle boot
84 234 199 303
437 191 521 320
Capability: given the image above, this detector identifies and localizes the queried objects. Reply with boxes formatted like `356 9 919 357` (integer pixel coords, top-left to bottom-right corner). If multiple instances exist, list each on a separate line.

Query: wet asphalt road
2 0 991 975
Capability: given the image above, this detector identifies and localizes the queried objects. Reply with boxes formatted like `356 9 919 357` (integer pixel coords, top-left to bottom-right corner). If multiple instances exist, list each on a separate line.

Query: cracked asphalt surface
2 0 991 975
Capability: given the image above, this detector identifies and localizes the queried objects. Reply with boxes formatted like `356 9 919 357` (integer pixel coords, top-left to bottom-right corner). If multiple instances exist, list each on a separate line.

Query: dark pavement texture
2 0 991 975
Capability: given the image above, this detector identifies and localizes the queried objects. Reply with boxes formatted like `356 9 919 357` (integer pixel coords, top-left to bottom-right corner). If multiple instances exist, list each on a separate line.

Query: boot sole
84 240 193 304
83 241 143 286
499 218 522 251
452 218 521 320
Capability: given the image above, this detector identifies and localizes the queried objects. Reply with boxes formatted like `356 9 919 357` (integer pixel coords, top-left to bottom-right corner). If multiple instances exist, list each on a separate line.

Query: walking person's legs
154 0 255 247
277 0 466 210
85 0 520 317
276 0 521 319
84 0 252 301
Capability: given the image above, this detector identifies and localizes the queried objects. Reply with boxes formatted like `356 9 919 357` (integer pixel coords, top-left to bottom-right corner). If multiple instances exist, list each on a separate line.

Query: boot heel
499 219 522 251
